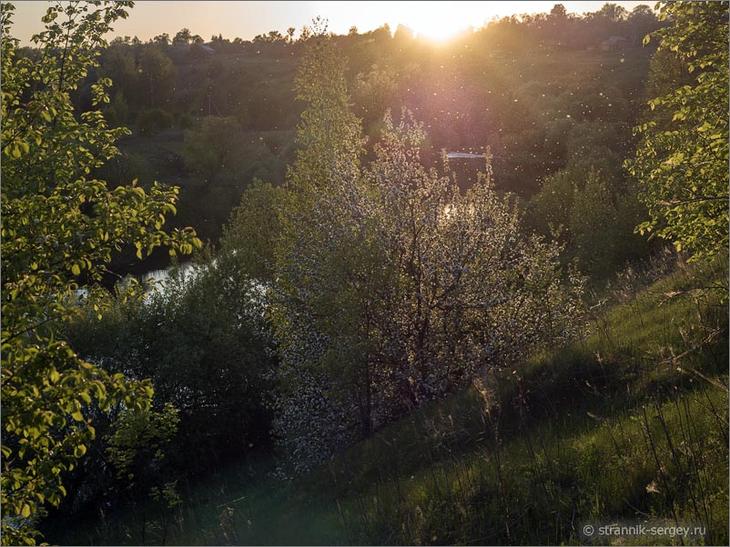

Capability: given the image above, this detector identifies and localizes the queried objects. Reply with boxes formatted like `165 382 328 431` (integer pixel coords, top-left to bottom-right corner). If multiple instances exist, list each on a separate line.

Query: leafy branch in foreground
627 1 729 262
1 2 200 544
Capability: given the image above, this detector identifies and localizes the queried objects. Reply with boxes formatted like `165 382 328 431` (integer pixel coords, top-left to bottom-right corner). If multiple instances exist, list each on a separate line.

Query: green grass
52 261 728 545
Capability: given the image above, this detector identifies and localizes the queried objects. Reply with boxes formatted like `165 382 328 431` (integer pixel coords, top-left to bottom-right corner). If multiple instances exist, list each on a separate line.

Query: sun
313 1 503 43
395 3 471 41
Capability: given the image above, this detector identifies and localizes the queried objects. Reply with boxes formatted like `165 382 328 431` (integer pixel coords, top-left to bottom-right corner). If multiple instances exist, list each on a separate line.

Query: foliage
220 180 286 283
104 91 130 126
328 260 728 546
50 259 730 547
370 113 585 394
40 3 663 269
352 63 399 124
106 403 180 491
173 28 202 45
98 44 138 106
9 2 727 543
137 45 176 108
287 25 364 190
206 122 284 187
627 1 729 262
10 3 728 544
181 116 284 233
182 116 246 183
529 161 651 279
136 107 173 136
66 261 276 470
223 36 585 471
0 2 199 543
264 31 371 469
569 171 646 276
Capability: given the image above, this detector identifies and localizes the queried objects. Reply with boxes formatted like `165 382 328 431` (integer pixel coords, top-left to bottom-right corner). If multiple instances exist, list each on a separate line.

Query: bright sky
10 1 647 45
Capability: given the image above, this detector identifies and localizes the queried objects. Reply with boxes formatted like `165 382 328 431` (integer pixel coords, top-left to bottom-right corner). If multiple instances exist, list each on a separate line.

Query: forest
1 1 728 546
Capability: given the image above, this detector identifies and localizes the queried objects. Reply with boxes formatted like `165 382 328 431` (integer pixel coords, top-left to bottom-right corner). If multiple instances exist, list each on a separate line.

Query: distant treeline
19 2 663 276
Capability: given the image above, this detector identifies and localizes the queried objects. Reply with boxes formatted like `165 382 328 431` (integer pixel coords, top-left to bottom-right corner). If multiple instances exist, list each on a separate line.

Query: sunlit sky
11 1 646 45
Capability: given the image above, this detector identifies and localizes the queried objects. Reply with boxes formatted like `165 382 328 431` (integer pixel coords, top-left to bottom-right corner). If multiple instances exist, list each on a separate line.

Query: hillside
53 258 728 546
5 4 727 546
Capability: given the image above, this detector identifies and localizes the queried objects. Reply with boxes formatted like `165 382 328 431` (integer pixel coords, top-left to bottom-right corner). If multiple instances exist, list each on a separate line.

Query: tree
67 260 276 472
99 43 139 107
353 64 399 124
627 5 658 46
267 107 586 473
266 31 372 469
105 90 130 126
368 114 585 410
393 24 414 41
221 181 285 283
0 3 200 543
136 106 173 135
223 35 585 472
287 23 363 190
627 1 729 262
529 136 651 280
596 3 628 22
181 116 282 234
172 27 192 45
137 45 175 108
182 116 245 184
569 170 624 276
550 4 567 19
152 32 170 46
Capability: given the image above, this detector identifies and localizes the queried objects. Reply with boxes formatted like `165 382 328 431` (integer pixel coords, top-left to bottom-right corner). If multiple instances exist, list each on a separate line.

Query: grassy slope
59 262 728 546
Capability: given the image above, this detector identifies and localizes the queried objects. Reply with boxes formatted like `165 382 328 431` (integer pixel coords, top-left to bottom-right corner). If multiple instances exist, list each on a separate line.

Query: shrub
136 107 174 136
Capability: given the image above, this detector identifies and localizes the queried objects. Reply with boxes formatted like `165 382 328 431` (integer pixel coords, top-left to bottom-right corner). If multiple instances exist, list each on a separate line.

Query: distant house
446 152 486 160
172 42 215 55
600 35 628 51
445 151 488 191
